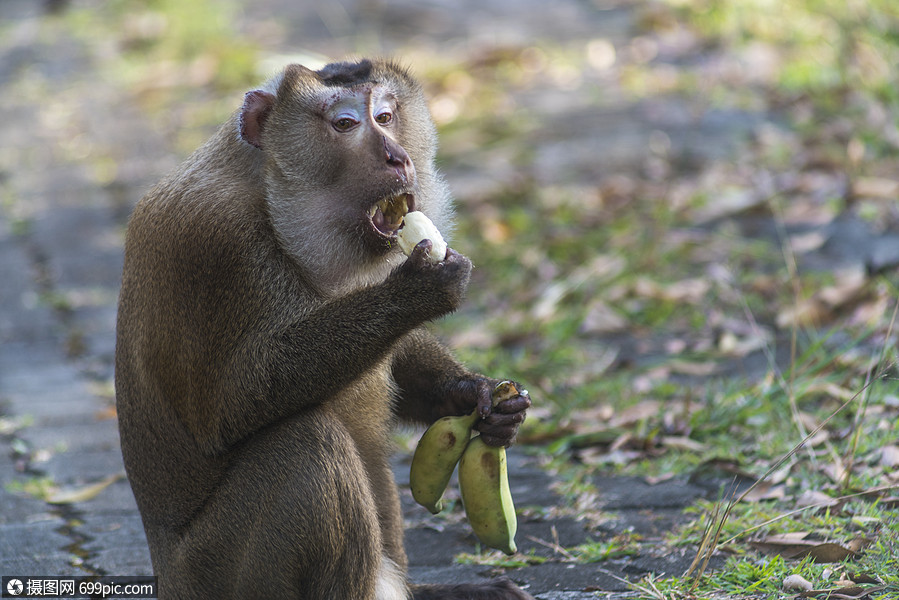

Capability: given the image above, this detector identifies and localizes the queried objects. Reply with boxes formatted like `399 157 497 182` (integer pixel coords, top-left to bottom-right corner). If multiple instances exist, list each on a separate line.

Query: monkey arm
390 327 472 424
191 245 471 453
389 328 530 447
223 283 437 442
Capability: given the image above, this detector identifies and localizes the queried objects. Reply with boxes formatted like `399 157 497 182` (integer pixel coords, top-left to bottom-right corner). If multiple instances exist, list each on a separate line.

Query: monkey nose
383 136 413 183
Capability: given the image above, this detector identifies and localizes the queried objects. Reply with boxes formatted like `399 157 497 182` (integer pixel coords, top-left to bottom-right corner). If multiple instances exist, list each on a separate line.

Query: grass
427 0 899 595
7 0 897 596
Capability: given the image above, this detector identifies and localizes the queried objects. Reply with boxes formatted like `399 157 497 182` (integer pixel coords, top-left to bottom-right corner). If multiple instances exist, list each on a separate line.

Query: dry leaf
46 474 122 505
532 281 570 320
533 254 625 321
94 405 118 420
633 277 710 303
667 359 718 376
569 404 616 427
798 584 885 599
750 534 861 562
880 445 899 468
795 489 839 509
805 428 831 448
743 481 786 502
693 187 766 223
852 176 899 199
789 231 828 253
844 538 873 553
777 298 828 329
800 381 857 402
609 400 661 427
795 542 857 563
777 268 868 328
822 459 851 485
580 300 628 334
579 447 642 466
448 326 498 350
718 329 771 357
818 268 868 307
661 435 705 452
846 573 881 585
609 432 635 452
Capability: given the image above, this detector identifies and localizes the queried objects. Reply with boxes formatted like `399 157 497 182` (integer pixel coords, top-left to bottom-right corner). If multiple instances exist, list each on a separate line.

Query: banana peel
410 409 478 514
458 435 518 555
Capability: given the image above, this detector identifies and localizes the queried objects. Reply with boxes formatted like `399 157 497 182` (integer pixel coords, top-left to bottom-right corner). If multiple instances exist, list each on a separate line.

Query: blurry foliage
665 0 899 156
3 0 896 592
61 0 261 153
68 0 259 92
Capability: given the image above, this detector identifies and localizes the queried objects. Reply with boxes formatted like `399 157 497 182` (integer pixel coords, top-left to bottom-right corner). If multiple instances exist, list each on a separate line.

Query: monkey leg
155 409 395 600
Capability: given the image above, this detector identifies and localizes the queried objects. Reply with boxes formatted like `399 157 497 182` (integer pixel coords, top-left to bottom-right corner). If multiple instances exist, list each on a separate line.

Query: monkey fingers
492 392 532 416
405 239 435 267
475 385 530 447
475 410 527 448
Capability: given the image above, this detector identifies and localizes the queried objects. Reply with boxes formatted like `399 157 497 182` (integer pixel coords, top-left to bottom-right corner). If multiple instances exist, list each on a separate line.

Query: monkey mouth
368 192 413 237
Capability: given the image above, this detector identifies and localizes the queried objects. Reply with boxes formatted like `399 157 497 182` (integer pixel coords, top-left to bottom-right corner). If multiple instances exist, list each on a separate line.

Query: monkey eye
332 117 359 132
374 111 393 125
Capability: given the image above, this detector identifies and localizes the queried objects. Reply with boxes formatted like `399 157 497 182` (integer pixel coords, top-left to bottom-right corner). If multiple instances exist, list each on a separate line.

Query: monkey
114 58 534 599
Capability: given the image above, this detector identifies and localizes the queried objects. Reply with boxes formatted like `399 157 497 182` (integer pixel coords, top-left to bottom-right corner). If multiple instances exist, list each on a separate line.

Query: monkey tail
409 577 535 600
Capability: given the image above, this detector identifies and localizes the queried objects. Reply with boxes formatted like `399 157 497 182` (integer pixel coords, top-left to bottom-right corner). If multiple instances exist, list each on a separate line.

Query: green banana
409 409 479 514
458 434 518 555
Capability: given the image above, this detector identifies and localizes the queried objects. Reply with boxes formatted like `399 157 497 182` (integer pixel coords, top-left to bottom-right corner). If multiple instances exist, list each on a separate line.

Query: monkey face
241 59 450 291
310 80 421 251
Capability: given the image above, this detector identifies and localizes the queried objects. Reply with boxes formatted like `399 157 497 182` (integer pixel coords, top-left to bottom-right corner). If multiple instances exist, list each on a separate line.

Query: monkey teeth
369 193 411 236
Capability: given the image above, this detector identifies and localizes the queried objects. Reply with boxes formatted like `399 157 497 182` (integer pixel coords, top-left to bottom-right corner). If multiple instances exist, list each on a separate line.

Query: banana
409 409 479 514
397 211 448 264
458 434 518 555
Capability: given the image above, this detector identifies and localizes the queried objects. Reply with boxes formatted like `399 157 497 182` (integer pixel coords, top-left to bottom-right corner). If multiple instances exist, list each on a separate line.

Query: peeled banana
409 409 479 514
397 211 447 264
458 435 518 555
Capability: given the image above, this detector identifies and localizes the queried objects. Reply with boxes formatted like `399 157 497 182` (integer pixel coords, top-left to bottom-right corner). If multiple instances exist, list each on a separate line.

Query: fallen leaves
45 474 122 505
750 532 870 562
793 574 889 600
776 267 869 329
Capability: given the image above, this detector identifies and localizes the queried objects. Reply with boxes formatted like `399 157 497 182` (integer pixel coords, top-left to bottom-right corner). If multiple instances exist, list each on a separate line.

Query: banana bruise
409 409 479 514
458 435 517 555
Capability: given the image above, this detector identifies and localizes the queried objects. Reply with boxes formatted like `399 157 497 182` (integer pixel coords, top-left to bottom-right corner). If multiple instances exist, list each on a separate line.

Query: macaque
115 58 532 599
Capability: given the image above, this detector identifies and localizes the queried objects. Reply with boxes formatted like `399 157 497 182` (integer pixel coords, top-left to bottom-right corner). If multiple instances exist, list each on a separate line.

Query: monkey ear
239 90 275 149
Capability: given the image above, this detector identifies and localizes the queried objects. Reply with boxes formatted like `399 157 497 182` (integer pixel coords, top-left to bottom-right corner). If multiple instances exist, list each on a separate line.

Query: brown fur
116 59 532 599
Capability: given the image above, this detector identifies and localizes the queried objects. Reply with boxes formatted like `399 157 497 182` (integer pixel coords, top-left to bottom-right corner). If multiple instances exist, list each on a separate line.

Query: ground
1 1 898 599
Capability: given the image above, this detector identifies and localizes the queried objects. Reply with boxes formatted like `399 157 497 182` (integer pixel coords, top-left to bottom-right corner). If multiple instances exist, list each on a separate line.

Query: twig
524 527 576 561
842 297 899 490
685 371 892 586
722 482 899 545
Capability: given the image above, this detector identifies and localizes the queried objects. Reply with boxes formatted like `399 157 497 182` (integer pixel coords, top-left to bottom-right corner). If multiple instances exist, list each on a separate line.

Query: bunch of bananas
409 381 520 555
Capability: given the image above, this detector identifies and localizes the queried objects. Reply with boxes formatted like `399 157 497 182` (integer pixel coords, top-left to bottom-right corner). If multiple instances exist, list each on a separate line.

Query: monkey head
239 59 454 293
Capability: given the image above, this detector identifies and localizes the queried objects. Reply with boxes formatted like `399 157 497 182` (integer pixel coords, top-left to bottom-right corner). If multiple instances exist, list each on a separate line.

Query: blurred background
1 0 898 592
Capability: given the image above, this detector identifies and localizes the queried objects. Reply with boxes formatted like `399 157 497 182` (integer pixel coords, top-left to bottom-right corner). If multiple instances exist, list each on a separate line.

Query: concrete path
0 1 745 597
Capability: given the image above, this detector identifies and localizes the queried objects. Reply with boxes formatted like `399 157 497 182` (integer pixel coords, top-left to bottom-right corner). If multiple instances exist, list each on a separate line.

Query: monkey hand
390 240 471 320
439 376 530 448
475 379 530 448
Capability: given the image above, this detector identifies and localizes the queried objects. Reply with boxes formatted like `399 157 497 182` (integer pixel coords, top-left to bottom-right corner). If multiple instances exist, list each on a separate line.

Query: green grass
431 0 899 593
13 0 898 594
